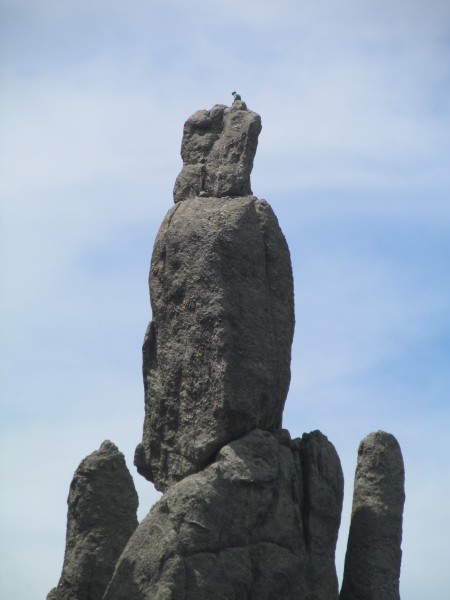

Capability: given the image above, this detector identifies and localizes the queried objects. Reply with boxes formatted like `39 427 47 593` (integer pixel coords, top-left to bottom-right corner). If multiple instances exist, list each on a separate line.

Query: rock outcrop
340 431 405 600
134 194 295 492
48 101 406 600
106 429 343 600
47 441 138 600
173 101 261 203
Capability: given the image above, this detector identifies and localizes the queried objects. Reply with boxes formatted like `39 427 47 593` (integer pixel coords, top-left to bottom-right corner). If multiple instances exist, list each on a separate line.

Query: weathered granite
173 102 261 203
47 441 138 600
134 195 295 492
340 431 405 600
47 100 407 600
107 429 344 600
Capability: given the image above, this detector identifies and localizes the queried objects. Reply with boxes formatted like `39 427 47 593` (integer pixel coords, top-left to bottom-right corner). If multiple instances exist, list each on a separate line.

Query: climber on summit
232 91 241 102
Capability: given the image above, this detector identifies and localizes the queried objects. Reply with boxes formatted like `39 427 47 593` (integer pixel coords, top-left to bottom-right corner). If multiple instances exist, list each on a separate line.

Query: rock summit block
173 101 261 203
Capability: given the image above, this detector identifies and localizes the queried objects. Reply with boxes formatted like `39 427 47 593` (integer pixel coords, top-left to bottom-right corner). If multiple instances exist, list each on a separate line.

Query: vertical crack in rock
340 431 405 600
47 441 138 600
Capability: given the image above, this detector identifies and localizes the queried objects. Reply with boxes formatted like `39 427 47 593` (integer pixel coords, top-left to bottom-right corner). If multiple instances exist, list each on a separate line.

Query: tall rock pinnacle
47 100 406 600
340 431 405 600
134 104 294 492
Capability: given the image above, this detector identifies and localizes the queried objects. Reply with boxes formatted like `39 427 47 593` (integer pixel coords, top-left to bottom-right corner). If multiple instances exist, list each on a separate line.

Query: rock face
173 101 261 203
48 101 406 600
134 194 295 492
47 441 138 600
106 429 343 600
340 432 405 600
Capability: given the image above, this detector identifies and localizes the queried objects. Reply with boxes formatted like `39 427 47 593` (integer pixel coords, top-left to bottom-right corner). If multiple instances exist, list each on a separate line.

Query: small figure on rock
200 161 208 194
232 91 242 102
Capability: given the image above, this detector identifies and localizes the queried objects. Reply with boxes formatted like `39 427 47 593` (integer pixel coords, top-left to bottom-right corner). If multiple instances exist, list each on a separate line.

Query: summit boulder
173 101 261 203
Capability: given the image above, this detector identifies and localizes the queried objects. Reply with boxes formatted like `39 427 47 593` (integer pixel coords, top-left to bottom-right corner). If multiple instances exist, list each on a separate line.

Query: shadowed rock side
47 441 138 600
173 102 261 203
340 432 405 600
134 195 295 492
106 430 344 600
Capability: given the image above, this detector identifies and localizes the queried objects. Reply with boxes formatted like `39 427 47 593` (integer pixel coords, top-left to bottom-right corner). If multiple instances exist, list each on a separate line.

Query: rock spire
340 431 405 600
47 441 138 600
133 195 295 492
134 100 294 493
47 100 405 600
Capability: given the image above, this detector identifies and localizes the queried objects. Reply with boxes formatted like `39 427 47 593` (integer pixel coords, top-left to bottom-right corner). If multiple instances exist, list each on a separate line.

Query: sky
1 0 449 598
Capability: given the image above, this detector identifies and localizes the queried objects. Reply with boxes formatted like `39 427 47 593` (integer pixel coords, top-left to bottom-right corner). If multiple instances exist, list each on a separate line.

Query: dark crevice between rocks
181 539 303 560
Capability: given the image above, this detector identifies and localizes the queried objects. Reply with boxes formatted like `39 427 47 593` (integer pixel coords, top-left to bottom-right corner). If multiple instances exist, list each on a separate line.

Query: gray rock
47 100 408 600
134 195 295 492
340 431 405 600
106 429 344 600
299 431 345 598
47 441 138 600
173 102 261 203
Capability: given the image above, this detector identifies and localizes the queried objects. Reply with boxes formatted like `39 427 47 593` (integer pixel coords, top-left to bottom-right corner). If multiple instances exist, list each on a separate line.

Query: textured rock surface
107 429 343 600
48 101 407 600
47 441 138 600
340 431 405 600
134 195 294 492
173 102 261 203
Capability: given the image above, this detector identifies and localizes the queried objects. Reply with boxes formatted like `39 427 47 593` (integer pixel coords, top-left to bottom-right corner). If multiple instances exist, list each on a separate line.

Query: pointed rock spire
340 431 405 600
47 441 138 600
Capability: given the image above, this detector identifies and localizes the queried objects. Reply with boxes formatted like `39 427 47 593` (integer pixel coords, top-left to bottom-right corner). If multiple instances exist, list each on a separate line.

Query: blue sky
1 1 449 598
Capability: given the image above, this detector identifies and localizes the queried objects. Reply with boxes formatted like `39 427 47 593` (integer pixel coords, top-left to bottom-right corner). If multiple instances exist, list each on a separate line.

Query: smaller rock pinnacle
47 441 138 600
340 431 405 600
